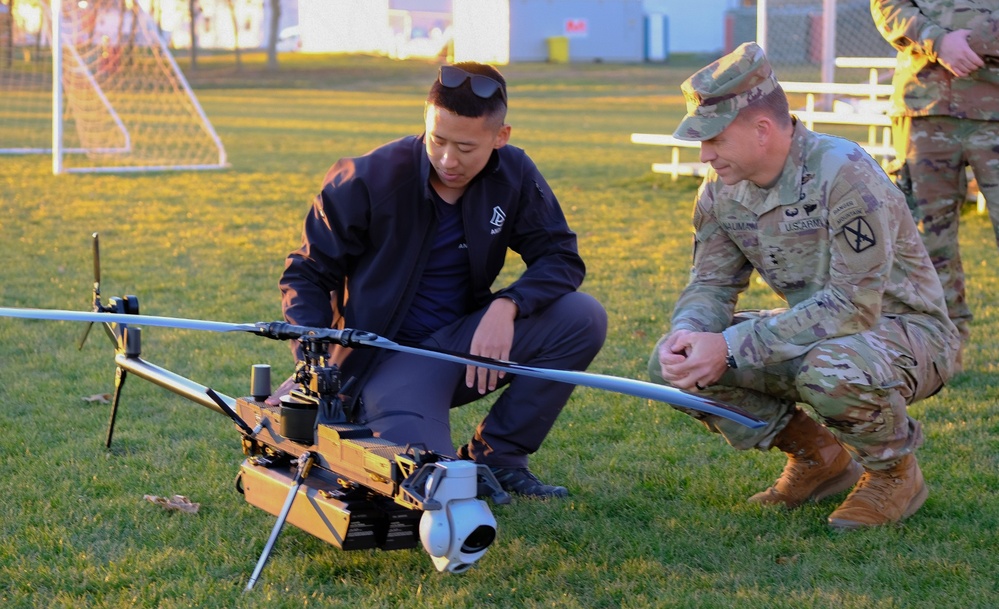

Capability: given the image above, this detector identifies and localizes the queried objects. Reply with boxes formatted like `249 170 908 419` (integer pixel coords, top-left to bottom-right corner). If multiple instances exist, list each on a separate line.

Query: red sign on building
564 19 588 37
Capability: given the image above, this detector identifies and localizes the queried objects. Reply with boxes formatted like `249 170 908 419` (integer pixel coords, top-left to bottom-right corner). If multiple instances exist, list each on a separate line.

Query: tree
188 0 198 69
1 0 14 69
223 0 241 70
265 0 280 71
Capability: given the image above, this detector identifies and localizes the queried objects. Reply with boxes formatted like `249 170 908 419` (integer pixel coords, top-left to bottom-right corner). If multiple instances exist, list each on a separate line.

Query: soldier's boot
826 454 928 531
748 408 863 508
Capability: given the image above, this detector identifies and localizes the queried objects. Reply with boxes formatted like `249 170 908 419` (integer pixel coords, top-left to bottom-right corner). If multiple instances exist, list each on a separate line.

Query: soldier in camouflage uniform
872 0 999 349
648 42 960 530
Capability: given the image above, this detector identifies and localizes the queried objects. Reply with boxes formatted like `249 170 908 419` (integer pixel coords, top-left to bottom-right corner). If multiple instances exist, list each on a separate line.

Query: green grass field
2 53 998 609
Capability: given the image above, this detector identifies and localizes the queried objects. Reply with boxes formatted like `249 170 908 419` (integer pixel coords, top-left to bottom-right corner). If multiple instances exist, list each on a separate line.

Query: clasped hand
657 329 729 392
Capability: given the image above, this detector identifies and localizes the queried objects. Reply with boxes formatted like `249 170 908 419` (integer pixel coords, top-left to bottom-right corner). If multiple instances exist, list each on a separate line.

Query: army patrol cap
673 42 780 141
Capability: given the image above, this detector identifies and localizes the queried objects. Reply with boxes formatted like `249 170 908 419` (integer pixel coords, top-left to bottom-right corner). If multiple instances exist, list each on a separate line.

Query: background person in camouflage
872 0 999 353
648 42 960 530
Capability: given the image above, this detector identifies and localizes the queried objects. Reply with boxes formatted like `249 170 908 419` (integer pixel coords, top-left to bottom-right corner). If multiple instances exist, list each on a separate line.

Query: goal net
0 0 226 174
728 0 896 83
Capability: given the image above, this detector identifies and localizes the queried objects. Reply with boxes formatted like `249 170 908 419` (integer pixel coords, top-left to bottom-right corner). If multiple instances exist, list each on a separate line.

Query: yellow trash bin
547 36 569 63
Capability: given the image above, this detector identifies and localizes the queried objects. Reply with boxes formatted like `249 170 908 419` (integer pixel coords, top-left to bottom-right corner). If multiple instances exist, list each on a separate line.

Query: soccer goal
0 0 226 174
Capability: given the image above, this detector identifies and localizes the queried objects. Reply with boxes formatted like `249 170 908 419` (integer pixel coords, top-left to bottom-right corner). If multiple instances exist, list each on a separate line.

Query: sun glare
14 0 512 64
452 0 509 65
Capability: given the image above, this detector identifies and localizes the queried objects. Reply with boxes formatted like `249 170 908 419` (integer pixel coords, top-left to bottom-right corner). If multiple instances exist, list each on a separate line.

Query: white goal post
0 0 226 174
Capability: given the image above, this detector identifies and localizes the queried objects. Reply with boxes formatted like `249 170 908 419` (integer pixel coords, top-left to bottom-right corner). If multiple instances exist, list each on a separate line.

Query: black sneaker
489 466 569 499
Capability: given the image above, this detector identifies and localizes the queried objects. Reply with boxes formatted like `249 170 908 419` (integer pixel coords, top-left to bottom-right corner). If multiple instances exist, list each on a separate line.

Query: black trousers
356 292 607 467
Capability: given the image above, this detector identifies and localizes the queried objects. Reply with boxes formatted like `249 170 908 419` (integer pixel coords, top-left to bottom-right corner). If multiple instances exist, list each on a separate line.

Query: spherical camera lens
460 524 496 553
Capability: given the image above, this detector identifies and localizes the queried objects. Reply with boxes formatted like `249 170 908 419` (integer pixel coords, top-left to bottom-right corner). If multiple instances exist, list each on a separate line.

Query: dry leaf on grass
82 393 112 404
144 494 200 514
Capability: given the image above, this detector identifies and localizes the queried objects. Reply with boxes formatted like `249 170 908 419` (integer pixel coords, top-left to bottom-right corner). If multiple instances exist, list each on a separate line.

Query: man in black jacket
276 62 607 498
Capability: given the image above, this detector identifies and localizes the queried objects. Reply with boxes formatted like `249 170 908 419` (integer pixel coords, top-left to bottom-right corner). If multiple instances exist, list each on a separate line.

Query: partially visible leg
796 316 945 529
746 407 862 508
901 116 972 340
647 329 798 449
440 292 607 498
961 118 999 244
445 292 607 469
964 118 999 358
356 350 464 456
359 292 607 470
647 313 859 508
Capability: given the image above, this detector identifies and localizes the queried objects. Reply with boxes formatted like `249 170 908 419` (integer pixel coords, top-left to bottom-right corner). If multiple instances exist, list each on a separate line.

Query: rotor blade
354 335 765 429
0 311 765 428
0 308 259 334
240 323 766 429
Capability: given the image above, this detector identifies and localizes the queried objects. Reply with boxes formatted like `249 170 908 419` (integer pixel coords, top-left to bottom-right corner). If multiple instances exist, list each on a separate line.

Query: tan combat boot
827 454 928 531
749 408 863 508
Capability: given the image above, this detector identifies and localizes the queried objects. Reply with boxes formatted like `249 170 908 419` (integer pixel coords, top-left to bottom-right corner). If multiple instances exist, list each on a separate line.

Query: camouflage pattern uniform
872 0 999 341
649 43 960 470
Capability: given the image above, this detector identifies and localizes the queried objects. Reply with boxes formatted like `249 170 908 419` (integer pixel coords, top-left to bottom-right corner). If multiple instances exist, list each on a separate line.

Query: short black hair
427 62 507 125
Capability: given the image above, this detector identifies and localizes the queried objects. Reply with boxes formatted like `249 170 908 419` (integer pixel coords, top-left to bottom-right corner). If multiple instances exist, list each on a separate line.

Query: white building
293 0 728 64
159 0 740 60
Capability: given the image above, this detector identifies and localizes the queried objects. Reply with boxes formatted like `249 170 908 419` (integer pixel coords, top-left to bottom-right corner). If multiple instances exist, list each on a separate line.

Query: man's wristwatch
724 335 737 369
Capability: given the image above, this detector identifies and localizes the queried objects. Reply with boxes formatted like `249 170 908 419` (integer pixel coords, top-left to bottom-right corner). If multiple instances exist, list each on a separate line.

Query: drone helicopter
0 234 765 590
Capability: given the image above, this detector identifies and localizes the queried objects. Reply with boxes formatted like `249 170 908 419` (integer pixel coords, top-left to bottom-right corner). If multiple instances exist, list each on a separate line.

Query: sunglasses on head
438 66 507 102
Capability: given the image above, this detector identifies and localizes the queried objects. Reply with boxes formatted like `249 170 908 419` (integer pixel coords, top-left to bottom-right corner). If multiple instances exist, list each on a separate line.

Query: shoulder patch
829 197 866 230
841 217 876 253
